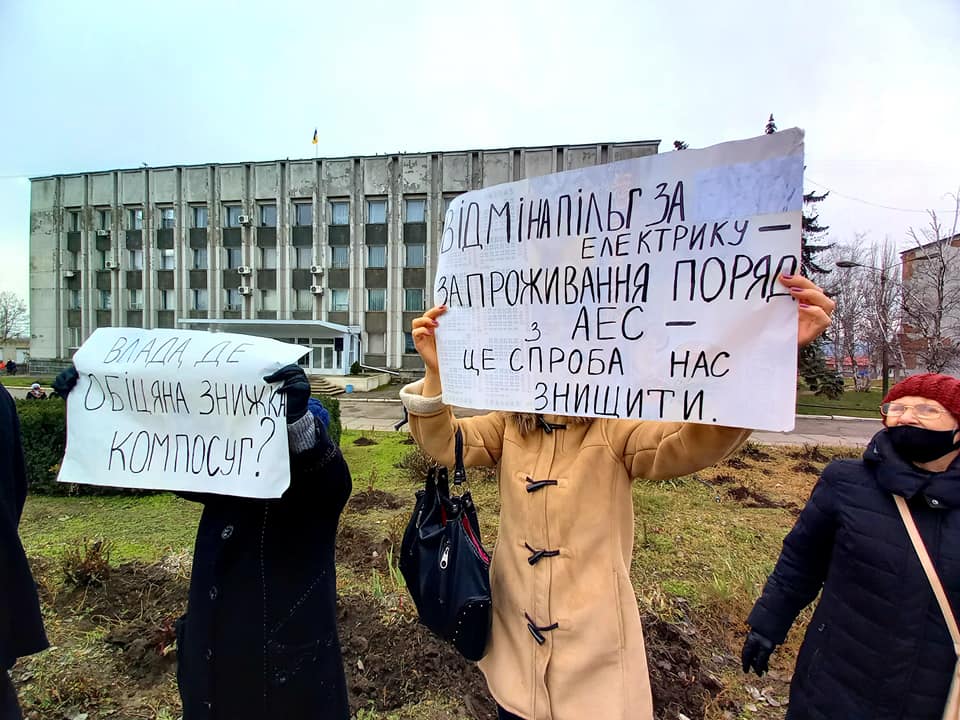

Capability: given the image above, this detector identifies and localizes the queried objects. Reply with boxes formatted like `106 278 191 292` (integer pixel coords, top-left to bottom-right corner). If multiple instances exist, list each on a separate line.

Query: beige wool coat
400 380 751 720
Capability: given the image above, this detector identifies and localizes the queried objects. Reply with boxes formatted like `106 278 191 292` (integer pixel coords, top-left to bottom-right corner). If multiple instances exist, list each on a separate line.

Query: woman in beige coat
402 274 834 720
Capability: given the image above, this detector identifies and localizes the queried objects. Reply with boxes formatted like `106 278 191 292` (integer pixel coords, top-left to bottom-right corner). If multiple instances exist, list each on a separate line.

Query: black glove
264 364 310 422
741 630 776 676
53 366 79 400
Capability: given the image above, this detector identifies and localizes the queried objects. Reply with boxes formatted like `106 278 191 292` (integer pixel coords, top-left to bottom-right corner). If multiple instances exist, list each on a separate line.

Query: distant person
5 362 16 377
742 373 960 719
53 364 352 720
24 384 45 401
0 384 49 719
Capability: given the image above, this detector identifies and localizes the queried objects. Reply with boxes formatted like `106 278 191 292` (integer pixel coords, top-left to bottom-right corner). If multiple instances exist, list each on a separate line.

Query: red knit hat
882 373 960 422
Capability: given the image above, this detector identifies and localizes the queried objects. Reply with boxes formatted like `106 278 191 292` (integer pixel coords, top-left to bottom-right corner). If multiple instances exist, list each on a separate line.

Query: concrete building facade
29 140 659 372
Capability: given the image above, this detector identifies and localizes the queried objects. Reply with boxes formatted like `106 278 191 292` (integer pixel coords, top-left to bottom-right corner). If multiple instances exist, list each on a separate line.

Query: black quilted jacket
747 429 960 720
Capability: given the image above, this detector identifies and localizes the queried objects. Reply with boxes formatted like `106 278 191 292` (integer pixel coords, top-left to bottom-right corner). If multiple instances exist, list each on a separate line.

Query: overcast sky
1 0 957 304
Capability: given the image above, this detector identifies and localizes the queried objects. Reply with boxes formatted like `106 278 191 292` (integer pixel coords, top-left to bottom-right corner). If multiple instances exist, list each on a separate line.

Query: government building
29 140 659 374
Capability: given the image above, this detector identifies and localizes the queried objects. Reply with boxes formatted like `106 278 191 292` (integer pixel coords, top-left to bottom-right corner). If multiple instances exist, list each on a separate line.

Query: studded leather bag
399 428 492 661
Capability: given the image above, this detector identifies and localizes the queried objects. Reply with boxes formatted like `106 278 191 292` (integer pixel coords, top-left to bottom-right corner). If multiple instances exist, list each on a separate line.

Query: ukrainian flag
312 129 318 145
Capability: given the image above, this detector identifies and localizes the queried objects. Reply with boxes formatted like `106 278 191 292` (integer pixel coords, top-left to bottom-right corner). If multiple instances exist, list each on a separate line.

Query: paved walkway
339 395 882 447
5 383 882 447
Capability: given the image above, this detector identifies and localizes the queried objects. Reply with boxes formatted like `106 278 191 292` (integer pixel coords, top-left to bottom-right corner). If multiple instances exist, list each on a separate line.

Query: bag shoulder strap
453 428 467 486
893 495 960 647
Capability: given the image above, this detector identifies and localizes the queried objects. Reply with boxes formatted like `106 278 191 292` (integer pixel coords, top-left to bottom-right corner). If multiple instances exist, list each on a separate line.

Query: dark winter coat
176 416 352 720
747 429 960 720
0 385 48 670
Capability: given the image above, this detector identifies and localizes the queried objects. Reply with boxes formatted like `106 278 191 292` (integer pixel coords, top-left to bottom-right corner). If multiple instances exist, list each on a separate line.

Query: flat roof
29 139 661 181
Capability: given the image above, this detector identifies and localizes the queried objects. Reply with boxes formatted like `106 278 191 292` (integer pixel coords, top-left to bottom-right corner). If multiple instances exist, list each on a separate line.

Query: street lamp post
835 260 893 397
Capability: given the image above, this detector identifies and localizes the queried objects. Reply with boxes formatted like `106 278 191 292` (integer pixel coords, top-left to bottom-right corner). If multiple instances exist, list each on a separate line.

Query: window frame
329 288 349 313
366 244 387 269
405 198 426 223
293 201 312 227
366 287 386 311
404 287 425 312
329 201 350 226
366 198 387 224
260 203 277 228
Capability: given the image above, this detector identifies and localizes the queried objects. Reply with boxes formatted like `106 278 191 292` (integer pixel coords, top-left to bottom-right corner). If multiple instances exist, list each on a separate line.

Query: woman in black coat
54 364 353 720
175 366 352 720
742 373 960 720
0 384 48 720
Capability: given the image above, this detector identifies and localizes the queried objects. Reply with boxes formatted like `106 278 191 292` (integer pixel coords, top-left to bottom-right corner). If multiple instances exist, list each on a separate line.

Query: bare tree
0 291 28 342
900 190 960 374
826 239 871 387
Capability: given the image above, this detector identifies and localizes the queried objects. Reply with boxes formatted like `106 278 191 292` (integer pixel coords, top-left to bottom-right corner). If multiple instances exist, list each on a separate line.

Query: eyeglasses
880 402 949 420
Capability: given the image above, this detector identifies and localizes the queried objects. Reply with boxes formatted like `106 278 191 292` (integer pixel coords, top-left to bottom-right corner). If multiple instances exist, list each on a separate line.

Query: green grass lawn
2 375 57 387
18 428 847 719
796 388 883 418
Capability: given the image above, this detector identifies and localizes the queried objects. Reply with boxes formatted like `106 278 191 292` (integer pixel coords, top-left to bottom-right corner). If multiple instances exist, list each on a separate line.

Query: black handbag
399 428 492 661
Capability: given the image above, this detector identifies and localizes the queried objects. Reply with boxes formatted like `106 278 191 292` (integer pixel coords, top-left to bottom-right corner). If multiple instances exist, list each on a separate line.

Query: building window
191 288 208 311
260 247 277 270
367 288 386 311
159 207 176 229
294 246 313 269
224 205 243 228
224 288 243 311
192 206 208 228
159 248 175 270
443 196 457 215
128 289 143 310
67 210 81 232
295 289 313 311
367 333 385 354
98 290 112 310
260 204 277 227
97 250 109 270
366 245 386 268
68 289 81 310
159 289 174 310
404 243 425 268
405 198 426 223
329 201 349 226
128 208 143 230
98 209 112 230
294 202 312 227
329 288 348 312
331 246 349 269
367 199 387 224
404 331 416 354
192 247 208 270
128 248 144 270
404 288 424 312
260 289 278 311
224 247 243 269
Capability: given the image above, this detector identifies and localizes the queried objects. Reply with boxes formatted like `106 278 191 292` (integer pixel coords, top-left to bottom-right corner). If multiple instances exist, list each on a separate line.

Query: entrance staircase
308 375 345 396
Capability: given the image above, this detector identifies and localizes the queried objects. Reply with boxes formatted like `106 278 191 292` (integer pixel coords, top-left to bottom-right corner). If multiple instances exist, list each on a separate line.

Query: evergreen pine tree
765 114 843 398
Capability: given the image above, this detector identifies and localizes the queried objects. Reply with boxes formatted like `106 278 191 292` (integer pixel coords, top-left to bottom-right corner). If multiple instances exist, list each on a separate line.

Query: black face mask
886 425 960 463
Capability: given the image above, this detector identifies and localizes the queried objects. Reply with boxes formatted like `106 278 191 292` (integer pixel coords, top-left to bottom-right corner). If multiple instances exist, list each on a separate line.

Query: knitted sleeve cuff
399 379 446 416
287 413 317 455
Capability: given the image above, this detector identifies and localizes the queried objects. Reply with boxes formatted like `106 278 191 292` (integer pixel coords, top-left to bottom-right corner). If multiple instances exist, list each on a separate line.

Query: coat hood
864 428 960 508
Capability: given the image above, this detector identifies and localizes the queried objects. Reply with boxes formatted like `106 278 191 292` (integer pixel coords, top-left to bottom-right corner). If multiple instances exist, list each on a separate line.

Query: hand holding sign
263 364 311 422
431 129 833 431
57 328 309 498
779 274 836 346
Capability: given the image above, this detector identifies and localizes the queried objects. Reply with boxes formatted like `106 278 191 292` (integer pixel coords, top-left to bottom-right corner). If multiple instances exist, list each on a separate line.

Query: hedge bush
17 394 342 496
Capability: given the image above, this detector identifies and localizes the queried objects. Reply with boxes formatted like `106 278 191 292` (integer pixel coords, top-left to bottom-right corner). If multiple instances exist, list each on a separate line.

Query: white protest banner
57 328 308 498
435 129 805 432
